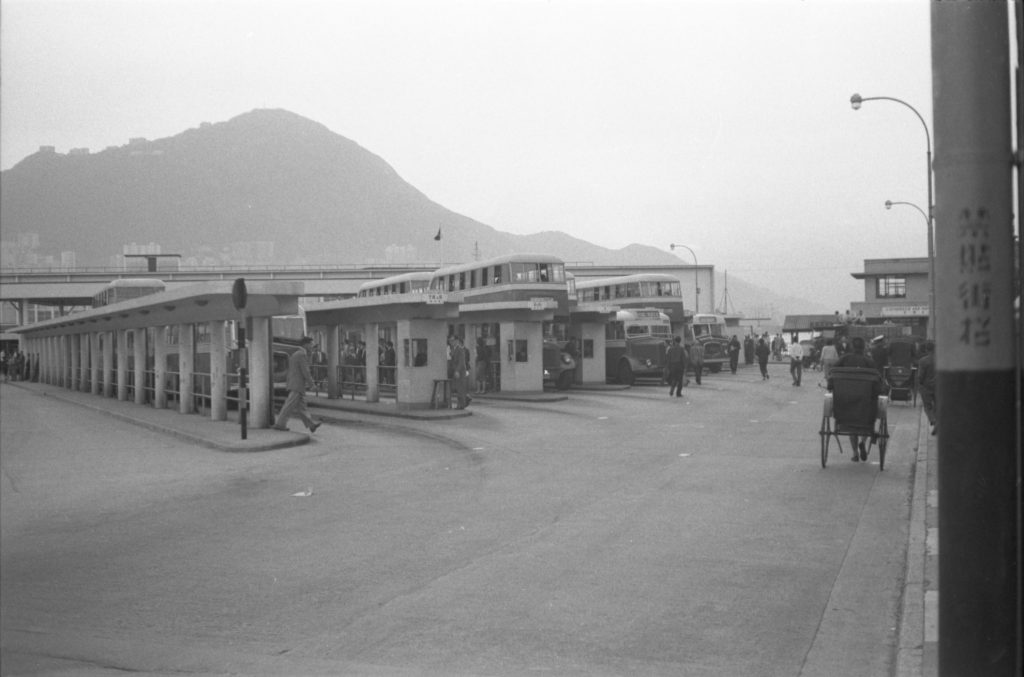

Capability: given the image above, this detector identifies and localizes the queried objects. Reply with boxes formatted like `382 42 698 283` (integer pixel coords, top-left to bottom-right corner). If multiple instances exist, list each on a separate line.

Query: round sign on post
232 278 247 311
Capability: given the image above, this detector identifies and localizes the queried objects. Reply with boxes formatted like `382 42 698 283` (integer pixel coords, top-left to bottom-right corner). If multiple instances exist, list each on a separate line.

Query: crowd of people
0 349 36 383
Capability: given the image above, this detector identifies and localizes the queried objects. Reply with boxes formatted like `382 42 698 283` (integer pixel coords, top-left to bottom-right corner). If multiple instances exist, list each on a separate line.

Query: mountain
0 109 680 268
0 108 827 325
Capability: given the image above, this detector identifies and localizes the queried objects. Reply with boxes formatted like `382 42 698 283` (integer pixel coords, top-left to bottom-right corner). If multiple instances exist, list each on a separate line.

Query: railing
339 365 366 400
378 365 397 396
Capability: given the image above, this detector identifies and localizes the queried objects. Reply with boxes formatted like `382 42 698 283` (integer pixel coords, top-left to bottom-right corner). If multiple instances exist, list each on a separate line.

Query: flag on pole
434 228 442 241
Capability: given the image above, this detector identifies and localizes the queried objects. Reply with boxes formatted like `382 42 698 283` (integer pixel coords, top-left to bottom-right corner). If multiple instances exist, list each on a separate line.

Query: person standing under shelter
449 335 470 409
273 336 322 433
474 337 490 394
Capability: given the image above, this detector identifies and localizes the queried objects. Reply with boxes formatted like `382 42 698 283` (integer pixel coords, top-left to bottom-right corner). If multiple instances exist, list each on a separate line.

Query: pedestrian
12 351 25 382
916 341 937 435
449 335 470 408
743 335 754 365
666 336 686 397
475 337 490 394
688 341 703 385
273 336 322 433
728 335 741 374
870 335 889 380
383 341 397 384
819 338 839 381
0 350 8 383
830 336 877 462
755 338 770 380
789 339 804 386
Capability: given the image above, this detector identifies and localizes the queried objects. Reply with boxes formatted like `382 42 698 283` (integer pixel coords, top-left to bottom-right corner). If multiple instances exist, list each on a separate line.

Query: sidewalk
897 404 939 677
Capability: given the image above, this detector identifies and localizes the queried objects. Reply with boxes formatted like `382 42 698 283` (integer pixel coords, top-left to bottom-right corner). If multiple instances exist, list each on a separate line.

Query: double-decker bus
357 271 432 297
575 274 683 384
576 273 682 304
686 313 729 373
604 308 673 385
427 253 570 311
92 278 166 307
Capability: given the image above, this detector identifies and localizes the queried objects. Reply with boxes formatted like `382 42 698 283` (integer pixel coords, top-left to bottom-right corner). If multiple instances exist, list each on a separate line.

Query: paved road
1 362 920 676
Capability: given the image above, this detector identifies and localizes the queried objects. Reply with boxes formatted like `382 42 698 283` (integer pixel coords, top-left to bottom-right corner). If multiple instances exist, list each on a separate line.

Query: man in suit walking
273 336 322 433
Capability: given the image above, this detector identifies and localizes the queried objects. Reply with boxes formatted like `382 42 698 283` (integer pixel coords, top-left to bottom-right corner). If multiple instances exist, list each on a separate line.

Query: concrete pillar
365 323 380 403
61 335 70 388
932 3 1018 674
500 321 543 392
178 323 195 414
577 321 608 384
102 331 114 398
116 329 129 400
327 324 340 398
249 316 272 428
41 337 50 385
396 319 449 407
133 328 146 405
154 326 168 409
81 334 90 390
71 334 81 391
209 320 228 421
90 332 101 395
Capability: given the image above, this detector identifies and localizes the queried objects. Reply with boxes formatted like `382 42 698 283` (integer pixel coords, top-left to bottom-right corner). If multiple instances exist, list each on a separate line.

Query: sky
1 0 949 313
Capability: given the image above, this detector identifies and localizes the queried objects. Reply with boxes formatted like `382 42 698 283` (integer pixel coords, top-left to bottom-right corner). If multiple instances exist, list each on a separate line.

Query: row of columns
19 317 277 427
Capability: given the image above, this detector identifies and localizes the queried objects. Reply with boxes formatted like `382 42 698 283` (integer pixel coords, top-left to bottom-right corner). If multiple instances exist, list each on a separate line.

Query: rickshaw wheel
820 395 833 469
820 428 830 468
878 416 888 471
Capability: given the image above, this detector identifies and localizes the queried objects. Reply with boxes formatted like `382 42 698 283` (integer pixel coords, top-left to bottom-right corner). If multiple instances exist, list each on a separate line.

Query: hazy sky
1 0 941 313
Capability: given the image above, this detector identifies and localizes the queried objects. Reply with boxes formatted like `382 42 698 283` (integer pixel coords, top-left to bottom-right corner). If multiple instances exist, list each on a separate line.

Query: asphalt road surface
1 362 919 676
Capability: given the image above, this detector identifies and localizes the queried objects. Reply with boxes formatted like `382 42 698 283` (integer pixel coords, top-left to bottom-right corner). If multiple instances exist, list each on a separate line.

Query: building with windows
849 257 930 336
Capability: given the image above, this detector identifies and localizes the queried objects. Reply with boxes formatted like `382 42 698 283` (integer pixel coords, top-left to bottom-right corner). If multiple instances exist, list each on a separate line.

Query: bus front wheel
617 362 634 386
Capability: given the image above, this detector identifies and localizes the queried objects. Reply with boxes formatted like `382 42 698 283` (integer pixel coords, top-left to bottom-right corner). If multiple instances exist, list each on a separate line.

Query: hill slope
0 109 679 268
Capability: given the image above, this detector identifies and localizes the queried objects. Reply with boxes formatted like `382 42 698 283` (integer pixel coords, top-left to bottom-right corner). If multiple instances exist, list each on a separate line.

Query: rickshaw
884 337 918 405
819 367 889 470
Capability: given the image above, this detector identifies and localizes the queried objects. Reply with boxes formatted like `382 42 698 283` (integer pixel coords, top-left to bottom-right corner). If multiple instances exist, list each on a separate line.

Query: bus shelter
11 280 302 428
304 291 593 406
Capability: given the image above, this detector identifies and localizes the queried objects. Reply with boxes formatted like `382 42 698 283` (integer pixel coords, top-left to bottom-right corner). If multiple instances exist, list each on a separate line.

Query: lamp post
669 243 699 313
850 93 935 340
884 200 936 337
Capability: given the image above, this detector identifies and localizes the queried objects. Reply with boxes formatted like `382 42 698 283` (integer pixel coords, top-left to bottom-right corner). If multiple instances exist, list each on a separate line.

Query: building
849 257 930 337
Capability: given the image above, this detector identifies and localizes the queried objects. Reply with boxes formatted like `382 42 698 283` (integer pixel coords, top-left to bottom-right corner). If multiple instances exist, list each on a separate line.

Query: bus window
626 325 649 337
480 267 489 286
493 266 503 285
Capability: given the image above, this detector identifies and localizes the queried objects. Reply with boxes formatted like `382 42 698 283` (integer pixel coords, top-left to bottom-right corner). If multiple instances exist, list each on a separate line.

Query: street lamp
669 243 699 313
850 93 935 339
885 200 936 336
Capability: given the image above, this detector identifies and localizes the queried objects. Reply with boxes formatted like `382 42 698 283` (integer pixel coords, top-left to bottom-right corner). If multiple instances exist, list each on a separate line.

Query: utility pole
932 3 1019 675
